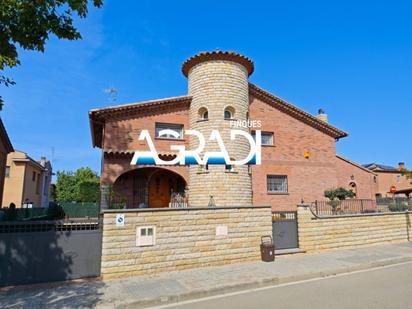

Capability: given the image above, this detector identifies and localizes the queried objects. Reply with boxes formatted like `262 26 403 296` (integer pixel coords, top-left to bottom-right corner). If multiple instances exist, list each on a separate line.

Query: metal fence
0 219 102 286
0 202 100 222
311 199 378 216
0 219 100 233
311 198 412 216
375 197 412 213
59 202 99 218
272 211 299 249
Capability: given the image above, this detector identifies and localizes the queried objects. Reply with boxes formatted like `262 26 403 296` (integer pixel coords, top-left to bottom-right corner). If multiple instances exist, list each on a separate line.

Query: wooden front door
148 171 178 208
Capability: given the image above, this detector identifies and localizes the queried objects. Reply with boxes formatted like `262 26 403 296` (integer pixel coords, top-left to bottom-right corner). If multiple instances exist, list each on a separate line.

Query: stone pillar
182 51 254 207
100 184 110 210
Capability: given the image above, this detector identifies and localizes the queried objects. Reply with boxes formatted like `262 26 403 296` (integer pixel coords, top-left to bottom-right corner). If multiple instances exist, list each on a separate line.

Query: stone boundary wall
298 205 411 252
101 206 272 279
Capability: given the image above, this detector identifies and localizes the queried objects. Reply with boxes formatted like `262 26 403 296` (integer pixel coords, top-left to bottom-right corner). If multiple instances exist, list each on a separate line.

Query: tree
324 187 356 201
56 167 100 202
0 0 103 109
324 187 355 214
401 168 412 184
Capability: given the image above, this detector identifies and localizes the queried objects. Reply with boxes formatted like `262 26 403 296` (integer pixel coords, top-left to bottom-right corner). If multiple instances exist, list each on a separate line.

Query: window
5 166 10 178
136 226 156 246
155 123 183 139
224 106 235 120
252 131 274 145
267 175 288 193
32 171 36 181
36 173 41 194
397 175 401 183
225 164 234 172
198 107 209 120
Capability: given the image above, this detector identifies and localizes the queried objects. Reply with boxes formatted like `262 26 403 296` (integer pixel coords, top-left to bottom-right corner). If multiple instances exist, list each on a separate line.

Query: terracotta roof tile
182 50 254 77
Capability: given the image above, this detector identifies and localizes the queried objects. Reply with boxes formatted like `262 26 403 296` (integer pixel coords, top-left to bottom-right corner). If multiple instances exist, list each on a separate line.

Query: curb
111 256 412 309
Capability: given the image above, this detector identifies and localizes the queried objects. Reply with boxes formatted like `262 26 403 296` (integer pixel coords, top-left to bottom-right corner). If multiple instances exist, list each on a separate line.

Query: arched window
198 107 209 120
349 182 357 197
224 106 235 120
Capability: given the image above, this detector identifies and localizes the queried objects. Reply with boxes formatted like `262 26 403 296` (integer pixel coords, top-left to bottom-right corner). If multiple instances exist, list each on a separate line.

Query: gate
0 220 102 286
272 211 299 250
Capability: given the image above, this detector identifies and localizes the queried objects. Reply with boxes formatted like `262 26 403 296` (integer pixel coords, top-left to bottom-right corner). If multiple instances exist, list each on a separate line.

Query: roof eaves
249 84 348 139
0 118 13 153
336 155 378 175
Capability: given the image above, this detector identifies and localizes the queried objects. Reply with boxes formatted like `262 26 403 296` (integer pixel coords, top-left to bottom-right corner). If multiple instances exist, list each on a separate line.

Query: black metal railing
311 199 378 216
272 211 297 221
0 219 101 234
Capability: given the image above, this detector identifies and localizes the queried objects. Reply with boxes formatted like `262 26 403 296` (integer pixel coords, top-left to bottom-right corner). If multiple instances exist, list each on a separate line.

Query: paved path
1 242 412 308
162 261 412 309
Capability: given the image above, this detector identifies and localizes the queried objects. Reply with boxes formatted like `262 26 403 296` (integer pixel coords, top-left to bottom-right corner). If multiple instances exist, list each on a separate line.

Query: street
156 262 412 309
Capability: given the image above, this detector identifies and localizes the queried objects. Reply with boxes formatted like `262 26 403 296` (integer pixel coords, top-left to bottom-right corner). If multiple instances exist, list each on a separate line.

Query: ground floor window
267 175 288 193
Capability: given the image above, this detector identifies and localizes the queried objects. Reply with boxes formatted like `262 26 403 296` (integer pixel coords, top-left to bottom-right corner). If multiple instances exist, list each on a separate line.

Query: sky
2 0 411 177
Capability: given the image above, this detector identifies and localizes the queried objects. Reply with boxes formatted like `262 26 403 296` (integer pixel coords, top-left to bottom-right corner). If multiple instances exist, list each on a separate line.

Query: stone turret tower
182 51 254 206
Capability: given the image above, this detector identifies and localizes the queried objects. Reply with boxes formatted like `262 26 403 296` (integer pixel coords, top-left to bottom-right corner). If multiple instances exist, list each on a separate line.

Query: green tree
0 0 103 109
401 168 412 183
56 167 100 202
324 187 355 214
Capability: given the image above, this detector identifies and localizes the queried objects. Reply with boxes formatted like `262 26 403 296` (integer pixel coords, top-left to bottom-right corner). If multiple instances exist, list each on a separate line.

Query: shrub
388 204 409 212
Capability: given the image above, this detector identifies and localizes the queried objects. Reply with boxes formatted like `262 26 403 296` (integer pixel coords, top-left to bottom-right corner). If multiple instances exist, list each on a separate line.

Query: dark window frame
252 131 274 146
267 175 288 193
154 123 184 140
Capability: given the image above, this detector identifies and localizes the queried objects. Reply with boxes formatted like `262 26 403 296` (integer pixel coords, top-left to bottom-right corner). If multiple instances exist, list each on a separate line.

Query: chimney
39 156 47 167
317 108 328 123
399 162 405 170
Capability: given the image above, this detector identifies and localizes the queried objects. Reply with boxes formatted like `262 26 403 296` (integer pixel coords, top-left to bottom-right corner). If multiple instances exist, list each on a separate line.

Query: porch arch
113 167 187 209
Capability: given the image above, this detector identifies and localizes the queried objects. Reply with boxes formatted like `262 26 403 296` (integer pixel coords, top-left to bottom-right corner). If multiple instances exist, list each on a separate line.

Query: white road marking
147 260 412 309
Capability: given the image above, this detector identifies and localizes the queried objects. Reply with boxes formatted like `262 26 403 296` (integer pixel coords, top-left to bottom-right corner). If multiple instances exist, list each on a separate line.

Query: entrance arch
113 167 187 209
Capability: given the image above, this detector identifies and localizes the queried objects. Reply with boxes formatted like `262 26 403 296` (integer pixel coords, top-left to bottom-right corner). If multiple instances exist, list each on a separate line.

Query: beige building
3 151 52 208
363 162 412 197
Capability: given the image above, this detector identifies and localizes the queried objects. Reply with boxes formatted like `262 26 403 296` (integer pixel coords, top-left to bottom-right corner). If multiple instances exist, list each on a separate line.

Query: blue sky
2 0 411 177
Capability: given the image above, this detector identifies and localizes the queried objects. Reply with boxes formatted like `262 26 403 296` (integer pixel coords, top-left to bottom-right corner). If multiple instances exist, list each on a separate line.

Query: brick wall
297 205 411 252
335 156 376 200
375 171 411 198
250 95 338 210
101 108 189 184
101 206 272 279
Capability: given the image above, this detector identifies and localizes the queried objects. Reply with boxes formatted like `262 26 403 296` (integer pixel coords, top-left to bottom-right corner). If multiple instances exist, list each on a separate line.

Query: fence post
361 200 364 213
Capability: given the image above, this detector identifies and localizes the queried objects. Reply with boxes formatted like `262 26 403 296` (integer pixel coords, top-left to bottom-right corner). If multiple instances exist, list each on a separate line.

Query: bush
388 204 409 212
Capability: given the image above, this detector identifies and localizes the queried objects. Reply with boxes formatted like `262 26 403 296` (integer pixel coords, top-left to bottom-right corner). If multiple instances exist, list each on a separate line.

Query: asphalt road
155 262 412 309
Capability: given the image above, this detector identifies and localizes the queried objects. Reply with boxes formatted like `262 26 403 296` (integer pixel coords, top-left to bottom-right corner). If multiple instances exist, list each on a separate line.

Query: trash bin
260 235 275 262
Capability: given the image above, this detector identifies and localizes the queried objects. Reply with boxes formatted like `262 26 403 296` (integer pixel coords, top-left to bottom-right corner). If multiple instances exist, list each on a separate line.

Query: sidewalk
1 242 412 309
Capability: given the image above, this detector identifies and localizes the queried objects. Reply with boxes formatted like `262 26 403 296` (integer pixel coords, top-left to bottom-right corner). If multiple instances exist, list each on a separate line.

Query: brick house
363 162 411 198
89 51 376 211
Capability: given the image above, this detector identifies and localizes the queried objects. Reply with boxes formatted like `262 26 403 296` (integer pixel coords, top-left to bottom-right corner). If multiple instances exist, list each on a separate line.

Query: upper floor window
198 107 209 120
5 166 10 178
252 131 274 145
397 175 401 183
267 175 288 193
224 106 235 120
32 171 36 182
155 123 183 140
